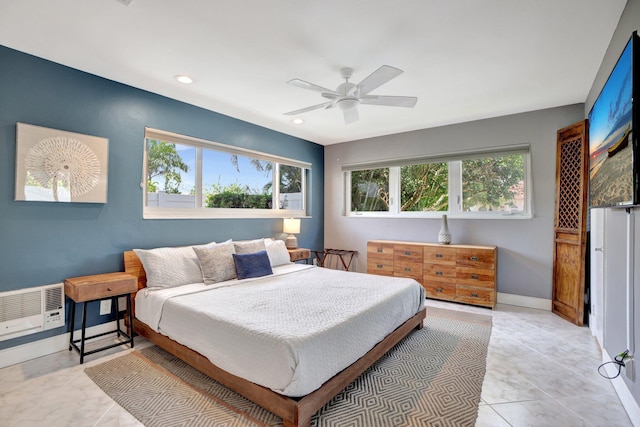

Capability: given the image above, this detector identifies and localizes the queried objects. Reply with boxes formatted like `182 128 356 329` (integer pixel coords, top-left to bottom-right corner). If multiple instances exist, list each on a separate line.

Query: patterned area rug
84 306 492 426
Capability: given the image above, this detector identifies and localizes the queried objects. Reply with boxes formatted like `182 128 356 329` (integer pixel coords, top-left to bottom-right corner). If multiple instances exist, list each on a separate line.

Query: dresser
367 240 497 308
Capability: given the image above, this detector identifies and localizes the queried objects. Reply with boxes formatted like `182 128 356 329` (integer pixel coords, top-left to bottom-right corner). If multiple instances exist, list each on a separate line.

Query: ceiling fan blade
287 79 342 96
284 100 335 116
360 95 418 108
343 107 359 124
357 65 403 96
321 93 341 100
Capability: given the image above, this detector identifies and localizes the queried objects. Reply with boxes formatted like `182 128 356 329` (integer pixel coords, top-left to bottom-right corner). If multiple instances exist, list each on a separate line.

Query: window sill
144 207 309 220
346 212 533 220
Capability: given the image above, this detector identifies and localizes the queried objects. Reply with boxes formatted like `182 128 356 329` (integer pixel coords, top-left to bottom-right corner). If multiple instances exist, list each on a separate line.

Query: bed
124 239 426 427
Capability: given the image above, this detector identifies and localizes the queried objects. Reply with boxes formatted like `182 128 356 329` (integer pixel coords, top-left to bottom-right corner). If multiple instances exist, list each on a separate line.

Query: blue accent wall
0 46 324 349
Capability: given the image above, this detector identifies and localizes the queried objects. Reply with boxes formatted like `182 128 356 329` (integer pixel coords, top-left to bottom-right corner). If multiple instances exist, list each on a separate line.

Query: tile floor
0 300 632 426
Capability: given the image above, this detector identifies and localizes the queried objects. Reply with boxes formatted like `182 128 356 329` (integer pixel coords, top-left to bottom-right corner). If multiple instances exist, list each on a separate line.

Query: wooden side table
64 272 137 364
288 247 311 263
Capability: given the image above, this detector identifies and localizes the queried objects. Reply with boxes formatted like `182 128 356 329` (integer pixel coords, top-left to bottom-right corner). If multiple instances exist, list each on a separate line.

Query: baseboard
603 349 640 426
497 292 552 311
0 321 117 368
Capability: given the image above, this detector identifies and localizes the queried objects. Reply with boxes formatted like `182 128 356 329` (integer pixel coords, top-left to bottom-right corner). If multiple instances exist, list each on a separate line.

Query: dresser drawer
423 246 456 265
394 260 423 281
367 242 394 260
456 267 495 288
424 282 457 300
367 259 394 276
456 285 494 307
394 244 423 262
423 264 456 282
456 249 496 270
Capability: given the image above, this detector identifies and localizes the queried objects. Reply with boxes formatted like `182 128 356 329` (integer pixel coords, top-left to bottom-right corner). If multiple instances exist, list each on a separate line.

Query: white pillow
134 244 210 288
265 239 292 267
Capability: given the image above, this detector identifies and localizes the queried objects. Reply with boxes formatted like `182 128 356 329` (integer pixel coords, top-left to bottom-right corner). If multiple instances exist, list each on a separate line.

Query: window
143 128 310 219
344 146 531 218
400 162 448 212
351 168 389 212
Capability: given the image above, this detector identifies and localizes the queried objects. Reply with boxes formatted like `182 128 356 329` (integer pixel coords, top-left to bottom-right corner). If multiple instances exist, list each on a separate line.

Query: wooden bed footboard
124 250 426 427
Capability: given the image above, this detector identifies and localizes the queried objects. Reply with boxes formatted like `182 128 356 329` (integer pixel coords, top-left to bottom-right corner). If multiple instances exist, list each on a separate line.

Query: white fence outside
147 191 302 210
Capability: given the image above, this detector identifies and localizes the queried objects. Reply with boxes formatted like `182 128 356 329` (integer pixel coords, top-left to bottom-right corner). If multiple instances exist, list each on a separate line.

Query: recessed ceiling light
291 118 305 125
174 75 194 84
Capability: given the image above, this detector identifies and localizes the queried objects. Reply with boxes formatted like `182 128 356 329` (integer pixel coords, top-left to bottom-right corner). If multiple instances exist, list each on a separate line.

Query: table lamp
283 218 300 249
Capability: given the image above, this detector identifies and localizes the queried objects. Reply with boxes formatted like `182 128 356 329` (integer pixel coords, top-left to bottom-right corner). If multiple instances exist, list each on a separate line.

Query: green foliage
147 139 189 194
350 155 525 213
204 181 272 209
400 163 448 211
351 168 389 211
279 165 302 193
462 155 524 210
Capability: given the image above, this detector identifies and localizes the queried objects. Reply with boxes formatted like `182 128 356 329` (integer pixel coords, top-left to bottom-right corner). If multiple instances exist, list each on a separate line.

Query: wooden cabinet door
552 120 588 325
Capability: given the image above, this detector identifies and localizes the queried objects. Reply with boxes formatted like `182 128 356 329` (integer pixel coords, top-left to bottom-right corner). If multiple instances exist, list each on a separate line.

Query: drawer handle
470 256 479 261
107 287 112 292
435 254 443 258
435 271 443 276
404 251 412 256
471 293 479 298
377 264 383 268
471 274 479 279
377 248 383 253
435 287 443 293
404 267 411 272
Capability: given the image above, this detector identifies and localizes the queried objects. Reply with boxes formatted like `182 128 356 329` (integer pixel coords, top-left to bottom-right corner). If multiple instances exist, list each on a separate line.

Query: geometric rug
84 306 492 427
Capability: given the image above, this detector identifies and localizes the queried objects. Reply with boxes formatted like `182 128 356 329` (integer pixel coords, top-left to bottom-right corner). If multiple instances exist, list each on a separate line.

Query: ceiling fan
284 65 418 124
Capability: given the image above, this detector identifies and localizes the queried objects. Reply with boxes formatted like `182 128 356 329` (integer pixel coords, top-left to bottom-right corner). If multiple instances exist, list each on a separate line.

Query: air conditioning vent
0 290 41 322
45 286 63 312
0 283 65 341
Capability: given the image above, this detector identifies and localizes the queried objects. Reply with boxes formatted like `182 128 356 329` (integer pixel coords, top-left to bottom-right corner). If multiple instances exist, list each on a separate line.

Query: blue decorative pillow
232 250 273 280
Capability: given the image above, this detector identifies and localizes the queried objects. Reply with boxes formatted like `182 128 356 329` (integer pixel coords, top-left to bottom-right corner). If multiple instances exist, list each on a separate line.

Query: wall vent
0 283 65 341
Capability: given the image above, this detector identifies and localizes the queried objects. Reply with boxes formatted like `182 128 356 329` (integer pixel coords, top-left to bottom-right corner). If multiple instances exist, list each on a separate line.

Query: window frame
143 128 311 219
343 145 533 219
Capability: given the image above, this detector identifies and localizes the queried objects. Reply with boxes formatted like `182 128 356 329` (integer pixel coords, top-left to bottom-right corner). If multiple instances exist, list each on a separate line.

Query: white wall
585 0 640 411
324 104 584 300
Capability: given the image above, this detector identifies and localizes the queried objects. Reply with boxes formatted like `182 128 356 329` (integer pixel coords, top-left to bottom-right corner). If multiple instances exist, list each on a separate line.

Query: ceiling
0 0 627 145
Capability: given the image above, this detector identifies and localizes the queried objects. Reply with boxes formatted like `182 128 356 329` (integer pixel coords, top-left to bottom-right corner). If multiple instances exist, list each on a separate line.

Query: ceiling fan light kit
284 65 417 124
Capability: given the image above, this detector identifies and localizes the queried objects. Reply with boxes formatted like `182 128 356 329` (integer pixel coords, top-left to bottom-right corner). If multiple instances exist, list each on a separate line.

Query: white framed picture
15 123 109 203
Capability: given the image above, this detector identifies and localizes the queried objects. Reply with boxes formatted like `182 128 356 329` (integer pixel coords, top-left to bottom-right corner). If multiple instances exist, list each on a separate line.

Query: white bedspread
135 264 424 397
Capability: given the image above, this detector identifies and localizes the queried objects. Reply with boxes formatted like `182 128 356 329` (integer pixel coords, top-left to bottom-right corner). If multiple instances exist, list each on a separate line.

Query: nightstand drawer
288 248 310 262
64 272 137 302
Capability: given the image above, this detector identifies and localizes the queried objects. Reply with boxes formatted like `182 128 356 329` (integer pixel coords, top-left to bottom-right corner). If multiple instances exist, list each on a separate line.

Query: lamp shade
283 218 300 234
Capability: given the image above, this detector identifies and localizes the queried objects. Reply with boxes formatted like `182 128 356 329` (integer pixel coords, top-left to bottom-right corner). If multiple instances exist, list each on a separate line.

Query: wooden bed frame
124 250 426 427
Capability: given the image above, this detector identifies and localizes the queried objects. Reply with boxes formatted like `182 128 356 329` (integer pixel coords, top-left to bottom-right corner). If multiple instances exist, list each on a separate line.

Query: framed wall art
15 123 109 203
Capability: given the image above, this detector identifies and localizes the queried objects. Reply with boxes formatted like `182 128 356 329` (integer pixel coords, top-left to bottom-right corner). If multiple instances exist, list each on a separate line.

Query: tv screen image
588 32 637 208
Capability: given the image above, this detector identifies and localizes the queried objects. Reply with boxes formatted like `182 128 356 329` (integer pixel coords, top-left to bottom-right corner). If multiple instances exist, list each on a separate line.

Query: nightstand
288 247 311 263
64 272 137 364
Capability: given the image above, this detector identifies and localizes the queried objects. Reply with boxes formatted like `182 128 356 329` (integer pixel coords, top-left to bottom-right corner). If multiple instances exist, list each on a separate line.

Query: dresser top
368 240 497 250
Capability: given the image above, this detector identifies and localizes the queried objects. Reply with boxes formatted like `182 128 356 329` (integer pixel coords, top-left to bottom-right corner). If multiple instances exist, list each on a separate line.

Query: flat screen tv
589 31 640 208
